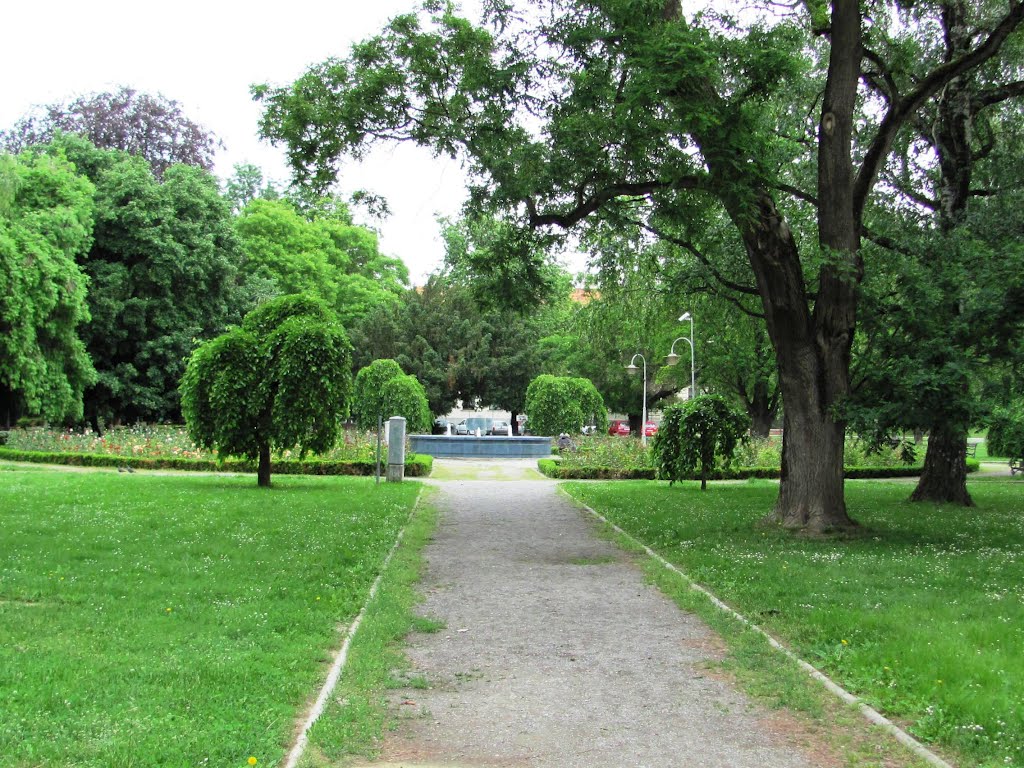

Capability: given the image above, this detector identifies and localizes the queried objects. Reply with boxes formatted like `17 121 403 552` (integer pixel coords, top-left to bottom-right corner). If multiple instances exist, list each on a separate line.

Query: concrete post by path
386 417 406 482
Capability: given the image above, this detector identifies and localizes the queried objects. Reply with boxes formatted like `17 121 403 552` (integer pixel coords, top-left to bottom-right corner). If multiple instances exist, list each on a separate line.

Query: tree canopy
40 135 253 428
256 0 1024 532
234 197 408 327
0 149 96 425
180 294 353 486
1 86 220 178
525 374 606 436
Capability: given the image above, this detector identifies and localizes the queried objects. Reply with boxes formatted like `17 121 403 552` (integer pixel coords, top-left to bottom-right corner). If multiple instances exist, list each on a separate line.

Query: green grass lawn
0 464 421 768
563 479 1024 768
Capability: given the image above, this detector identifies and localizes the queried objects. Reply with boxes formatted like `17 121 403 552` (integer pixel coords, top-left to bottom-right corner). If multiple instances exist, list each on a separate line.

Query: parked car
643 421 658 437
488 420 511 436
432 417 450 435
453 420 470 435
608 420 631 436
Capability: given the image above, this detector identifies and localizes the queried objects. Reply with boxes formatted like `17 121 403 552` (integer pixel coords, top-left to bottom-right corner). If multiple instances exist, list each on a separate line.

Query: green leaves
180 294 354 484
352 359 431 433
653 394 748 488
0 149 96 422
234 197 407 327
525 374 606 436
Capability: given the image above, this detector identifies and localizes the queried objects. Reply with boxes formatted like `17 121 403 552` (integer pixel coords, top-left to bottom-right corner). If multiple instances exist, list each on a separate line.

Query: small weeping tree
179 294 353 487
653 395 749 490
987 404 1024 468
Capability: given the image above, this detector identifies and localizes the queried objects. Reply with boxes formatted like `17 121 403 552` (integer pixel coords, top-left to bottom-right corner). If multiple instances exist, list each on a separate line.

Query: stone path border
569 490 955 768
282 487 425 768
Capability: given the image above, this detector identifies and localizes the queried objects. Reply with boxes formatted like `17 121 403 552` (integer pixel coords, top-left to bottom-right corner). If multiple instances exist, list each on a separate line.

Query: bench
1011 458 1024 476
966 440 980 458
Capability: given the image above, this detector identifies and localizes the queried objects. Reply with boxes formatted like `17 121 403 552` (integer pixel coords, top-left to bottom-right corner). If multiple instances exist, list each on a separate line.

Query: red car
643 421 658 437
608 420 631 436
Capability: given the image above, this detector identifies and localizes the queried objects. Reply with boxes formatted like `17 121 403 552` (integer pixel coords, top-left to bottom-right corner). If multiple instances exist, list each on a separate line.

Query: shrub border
0 448 432 477
537 457 979 481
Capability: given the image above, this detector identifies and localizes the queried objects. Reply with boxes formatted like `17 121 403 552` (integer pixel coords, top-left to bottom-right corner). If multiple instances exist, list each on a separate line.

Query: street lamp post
625 353 648 446
665 311 696 399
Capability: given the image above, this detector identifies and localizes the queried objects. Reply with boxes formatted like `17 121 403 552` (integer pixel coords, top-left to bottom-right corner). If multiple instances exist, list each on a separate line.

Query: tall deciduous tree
180 294 353 487
1 86 220 178
46 135 252 427
852 2 1024 505
257 0 1024 532
234 197 408 326
0 150 96 425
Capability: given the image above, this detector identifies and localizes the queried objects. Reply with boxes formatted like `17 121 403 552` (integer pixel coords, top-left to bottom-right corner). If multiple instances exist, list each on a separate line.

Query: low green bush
0 448 432 477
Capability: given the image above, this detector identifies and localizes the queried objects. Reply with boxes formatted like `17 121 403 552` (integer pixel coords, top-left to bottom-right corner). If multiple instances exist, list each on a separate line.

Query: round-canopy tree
525 374 606 436
179 294 353 486
352 358 431 433
653 395 749 490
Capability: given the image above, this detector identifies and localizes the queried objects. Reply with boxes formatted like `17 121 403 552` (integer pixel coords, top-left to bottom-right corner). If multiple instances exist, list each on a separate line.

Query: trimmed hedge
537 458 980 481
0 448 433 477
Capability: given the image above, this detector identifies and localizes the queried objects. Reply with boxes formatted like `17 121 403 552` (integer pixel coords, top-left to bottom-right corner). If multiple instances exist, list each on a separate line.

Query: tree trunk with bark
911 424 974 505
730 192 856 532
912 0 975 505
257 442 272 487
744 380 779 439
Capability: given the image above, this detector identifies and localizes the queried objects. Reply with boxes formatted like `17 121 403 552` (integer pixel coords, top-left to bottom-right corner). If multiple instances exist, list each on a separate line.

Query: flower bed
0 426 431 476
542 434 971 480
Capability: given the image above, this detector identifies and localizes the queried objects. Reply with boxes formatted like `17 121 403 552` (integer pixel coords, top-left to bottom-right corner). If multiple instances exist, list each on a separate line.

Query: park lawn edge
537 457 980 480
559 486 946 768
296 487 443 767
0 447 432 476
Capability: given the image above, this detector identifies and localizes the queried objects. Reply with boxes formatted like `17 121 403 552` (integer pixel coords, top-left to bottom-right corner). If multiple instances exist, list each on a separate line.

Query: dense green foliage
380 373 432 434
352 358 431 433
180 294 353 486
0 150 96 425
234 197 407 326
0 466 420 767
352 358 404 429
987 404 1024 461
350 273 567 421
525 374 606 436
653 395 749 489
564 479 1024 767
255 0 1024 531
41 134 253 426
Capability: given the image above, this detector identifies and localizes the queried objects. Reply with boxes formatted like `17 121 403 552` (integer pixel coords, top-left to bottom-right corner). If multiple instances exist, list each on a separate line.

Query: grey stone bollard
386 416 406 482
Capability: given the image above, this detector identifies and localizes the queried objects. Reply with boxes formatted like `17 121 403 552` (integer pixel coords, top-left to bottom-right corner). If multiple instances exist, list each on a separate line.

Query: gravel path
354 462 825 768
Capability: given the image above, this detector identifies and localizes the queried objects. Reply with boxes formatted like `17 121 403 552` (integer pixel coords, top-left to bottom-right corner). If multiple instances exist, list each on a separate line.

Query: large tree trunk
911 424 974 505
913 0 974 506
686 0 862 533
734 193 857 532
257 442 272 487
745 380 778 439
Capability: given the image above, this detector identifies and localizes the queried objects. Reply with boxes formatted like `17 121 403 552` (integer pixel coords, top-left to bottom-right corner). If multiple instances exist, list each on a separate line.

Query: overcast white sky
0 1 481 283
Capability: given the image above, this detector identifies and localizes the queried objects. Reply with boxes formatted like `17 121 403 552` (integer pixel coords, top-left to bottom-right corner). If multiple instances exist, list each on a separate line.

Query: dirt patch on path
352 479 829 768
